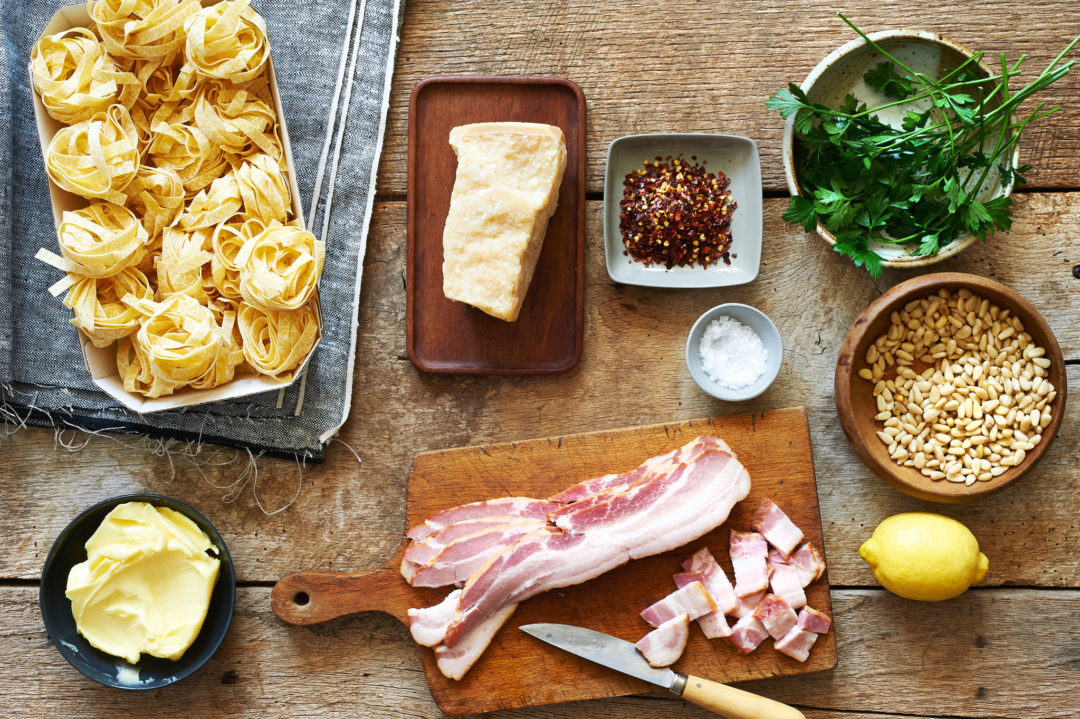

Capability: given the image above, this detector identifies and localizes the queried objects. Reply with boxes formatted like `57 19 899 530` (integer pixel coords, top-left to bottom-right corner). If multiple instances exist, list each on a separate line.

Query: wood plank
2 196 1077 589
378 0 1080 194
2 585 1076 718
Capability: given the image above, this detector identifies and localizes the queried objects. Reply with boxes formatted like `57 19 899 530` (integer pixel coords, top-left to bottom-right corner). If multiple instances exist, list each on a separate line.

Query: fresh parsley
768 14 1079 277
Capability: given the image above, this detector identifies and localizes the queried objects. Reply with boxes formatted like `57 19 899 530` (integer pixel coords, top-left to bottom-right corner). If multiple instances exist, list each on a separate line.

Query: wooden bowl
836 273 1067 502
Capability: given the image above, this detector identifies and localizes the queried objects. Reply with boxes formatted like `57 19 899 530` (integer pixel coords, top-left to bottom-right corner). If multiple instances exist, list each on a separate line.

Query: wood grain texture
3 586 1077 718
1 195 1077 591
406 77 585 373
378 0 1080 194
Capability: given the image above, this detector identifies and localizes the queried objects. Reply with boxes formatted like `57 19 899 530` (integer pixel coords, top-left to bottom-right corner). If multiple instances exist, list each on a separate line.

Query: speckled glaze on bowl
686 303 783 401
781 30 1020 268
39 494 235 689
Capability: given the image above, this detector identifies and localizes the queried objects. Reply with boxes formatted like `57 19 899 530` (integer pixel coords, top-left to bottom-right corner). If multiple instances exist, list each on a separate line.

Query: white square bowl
603 133 762 288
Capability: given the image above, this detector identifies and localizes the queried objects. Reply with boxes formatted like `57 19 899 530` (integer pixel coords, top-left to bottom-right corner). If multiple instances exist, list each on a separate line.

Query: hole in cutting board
293 592 310 606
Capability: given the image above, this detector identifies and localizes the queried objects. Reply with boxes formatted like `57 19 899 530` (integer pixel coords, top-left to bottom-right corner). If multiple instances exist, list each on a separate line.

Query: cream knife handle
679 675 806 719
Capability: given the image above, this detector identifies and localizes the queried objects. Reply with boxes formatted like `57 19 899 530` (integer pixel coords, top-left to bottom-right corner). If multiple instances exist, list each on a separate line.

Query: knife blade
520 623 805 719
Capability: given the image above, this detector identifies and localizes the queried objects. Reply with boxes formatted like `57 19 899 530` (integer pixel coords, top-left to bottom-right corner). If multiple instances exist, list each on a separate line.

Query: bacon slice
730 530 769 597
405 497 562 542
752 593 798 640
435 442 750 647
635 613 690 668
768 562 807 610
681 546 738 614
788 543 826 586
731 590 765 619
641 581 717 627
751 498 804 557
405 521 549 588
407 589 462 647
727 614 769 655
775 626 818 662
434 603 517 680
797 606 832 634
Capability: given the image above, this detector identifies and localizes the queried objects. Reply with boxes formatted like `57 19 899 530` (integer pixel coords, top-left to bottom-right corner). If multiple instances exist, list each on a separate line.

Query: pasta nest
124 292 237 387
124 165 185 237
184 0 269 83
147 121 227 195
193 79 278 158
236 221 325 312
57 201 149 278
30 27 139 124
211 217 265 300
178 171 241 230
237 302 319 380
45 104 140 203
233 152 290 223
63 266 154 348
155 225 214 303
89 0 201 63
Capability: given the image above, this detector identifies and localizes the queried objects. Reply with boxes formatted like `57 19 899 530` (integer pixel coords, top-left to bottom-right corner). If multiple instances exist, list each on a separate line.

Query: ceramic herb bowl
604 133 762 288
686 303 783 401
835 273 1066 503
782 30 1020 268
39 494 236 689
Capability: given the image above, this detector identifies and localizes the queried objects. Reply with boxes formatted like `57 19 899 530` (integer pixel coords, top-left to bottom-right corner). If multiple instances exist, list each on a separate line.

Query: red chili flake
618 154 736 269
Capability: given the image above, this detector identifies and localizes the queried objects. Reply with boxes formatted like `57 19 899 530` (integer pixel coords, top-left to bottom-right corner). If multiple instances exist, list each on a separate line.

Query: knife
520 623 805 719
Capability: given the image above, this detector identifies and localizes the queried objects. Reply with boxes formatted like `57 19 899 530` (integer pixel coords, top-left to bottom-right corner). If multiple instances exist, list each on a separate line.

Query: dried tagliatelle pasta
89 0 201 63
45 104 140 203
124 165 185 237
156 226 214 302
117 336 179 398
125 293 227 385
210 217 263 300
236 221 325 311
179 172 241 229
234 152 289 223
184 0 269 83
188 308 245 390
30 27 138 124
193 79 278 158
36 202 149 280
148 121 227 194
237 302 319 379
62 267 154 348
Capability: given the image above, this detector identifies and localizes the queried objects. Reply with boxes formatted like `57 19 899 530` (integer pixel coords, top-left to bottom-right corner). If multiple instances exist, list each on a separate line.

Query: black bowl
39 494 236 689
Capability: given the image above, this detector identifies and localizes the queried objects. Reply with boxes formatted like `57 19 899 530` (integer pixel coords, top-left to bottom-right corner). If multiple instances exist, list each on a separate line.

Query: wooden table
3 2 1079 716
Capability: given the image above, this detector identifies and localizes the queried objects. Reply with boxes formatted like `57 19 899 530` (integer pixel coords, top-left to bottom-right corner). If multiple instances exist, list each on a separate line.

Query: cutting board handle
272 567 412 626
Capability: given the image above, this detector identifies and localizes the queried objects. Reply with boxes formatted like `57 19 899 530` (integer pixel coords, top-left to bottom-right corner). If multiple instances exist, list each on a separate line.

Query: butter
66 501 221 664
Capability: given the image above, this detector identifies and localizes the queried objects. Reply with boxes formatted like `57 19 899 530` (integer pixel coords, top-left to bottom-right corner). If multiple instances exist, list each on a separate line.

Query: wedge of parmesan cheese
441 122 567 322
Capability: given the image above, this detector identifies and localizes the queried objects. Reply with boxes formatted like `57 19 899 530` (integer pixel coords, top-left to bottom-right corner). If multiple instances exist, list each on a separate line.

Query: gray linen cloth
0 0 403 460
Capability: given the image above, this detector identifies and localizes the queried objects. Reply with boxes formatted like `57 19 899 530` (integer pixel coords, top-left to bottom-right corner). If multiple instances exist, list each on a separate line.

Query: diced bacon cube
635 613 690 668
768 562 807 609
789 542 826 587
751 498 804 557
797 606 832 634
775 626 819 662
730 530 769 597
727 614 769 655
696 609 732 639
641 581 717 627
681 547 737 614
730 589 764 619
752 594 798 640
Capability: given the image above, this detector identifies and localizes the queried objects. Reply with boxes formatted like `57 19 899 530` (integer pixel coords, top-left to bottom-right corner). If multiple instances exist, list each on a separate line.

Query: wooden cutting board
272 408 836 714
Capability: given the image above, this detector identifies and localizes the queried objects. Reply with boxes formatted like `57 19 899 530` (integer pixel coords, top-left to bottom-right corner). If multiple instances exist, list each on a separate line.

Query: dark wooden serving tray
406 75 586 374
273 409 836 714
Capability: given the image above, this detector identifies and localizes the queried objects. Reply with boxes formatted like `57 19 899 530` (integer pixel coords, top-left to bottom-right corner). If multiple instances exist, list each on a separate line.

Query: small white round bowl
685 303 783 401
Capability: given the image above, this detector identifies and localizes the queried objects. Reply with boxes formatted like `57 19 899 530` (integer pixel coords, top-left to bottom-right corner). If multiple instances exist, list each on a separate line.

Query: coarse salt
698 315 768 390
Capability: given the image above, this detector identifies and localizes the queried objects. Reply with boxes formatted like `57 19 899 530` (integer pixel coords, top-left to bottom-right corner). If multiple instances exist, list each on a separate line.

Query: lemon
858 512 988 601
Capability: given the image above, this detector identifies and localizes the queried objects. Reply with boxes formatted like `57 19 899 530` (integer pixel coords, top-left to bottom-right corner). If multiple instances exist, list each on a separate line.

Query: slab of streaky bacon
730 530 769 597
434 603 518 680
788 543 826 586
641 581 717 627
635 613 690 668
775 605 832 662
728 614 769 655
403 520 549 588
680 547 738 614
405 497 563 542
767 561 807 610
751 498 804 557
411 439 750 649
731 590 765 619
752 593 798 640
